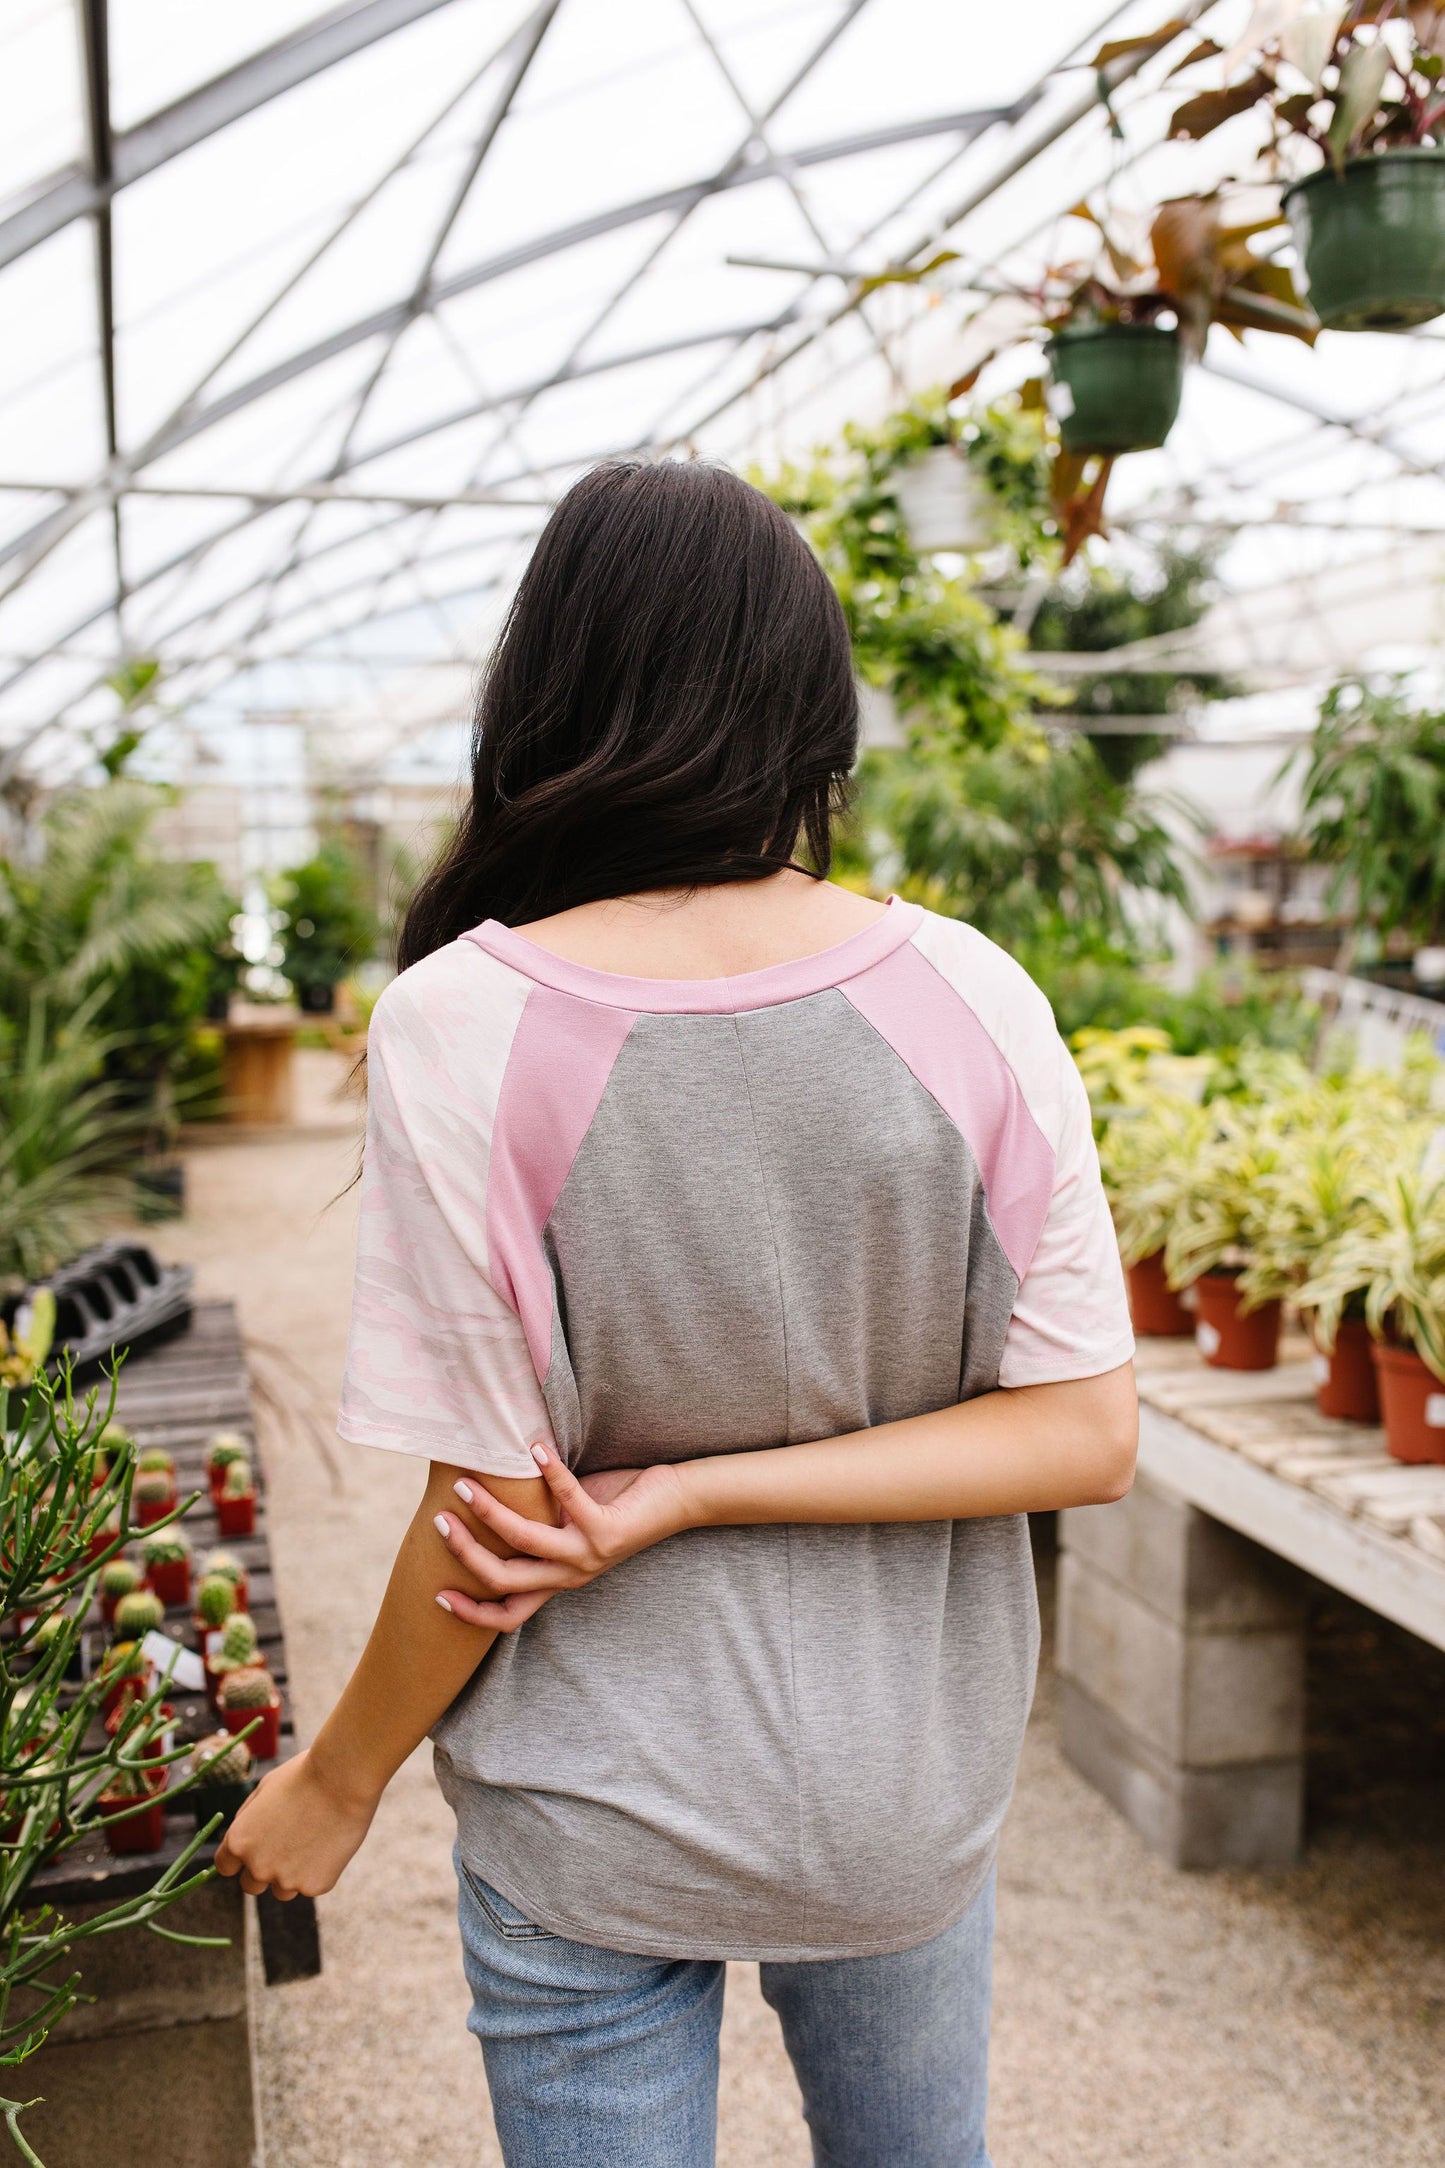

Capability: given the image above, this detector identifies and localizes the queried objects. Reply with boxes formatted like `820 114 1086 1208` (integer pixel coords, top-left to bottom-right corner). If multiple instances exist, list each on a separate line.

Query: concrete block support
18 1877 257 2168
1057 1470 1307 1868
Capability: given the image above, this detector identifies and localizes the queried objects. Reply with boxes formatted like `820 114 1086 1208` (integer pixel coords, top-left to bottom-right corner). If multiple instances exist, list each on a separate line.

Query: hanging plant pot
1191 1272 1281 1371
893 446 995 553
1371 1340 1445 1464
1126 1252 1194 1337
1046 325 1183 454
1309 1316 1380 1424
1283 152 1445 332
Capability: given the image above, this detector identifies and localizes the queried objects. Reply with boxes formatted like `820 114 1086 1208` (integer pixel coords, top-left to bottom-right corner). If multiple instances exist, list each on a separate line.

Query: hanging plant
1165 1 1445 330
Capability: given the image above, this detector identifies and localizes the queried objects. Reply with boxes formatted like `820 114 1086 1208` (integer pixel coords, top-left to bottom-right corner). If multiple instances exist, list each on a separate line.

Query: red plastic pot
145 1557 191 1610
1127 1252 1193 1337
222 1693 280 1760
216 1492 256 1538
98 1775 167 1855
134 1487 176 1530
1371 1341 1445 1464
1310 1318 1380 1424
1191 1273 1281 1371
106 1701 174 1761
101 1667 154 1720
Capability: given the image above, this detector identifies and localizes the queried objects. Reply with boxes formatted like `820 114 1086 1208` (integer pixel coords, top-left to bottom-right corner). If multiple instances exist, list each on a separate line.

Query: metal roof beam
0 0 466 269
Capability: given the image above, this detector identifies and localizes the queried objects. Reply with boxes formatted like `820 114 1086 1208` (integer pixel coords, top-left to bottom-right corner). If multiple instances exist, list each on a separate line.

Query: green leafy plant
1288 676 1445 949
1296 1162 1445 1376
1098 1096 1215 1267
0 1000 148 1287
0 1373 216 2162
1240 1093 1433 1317
271 841 378 1004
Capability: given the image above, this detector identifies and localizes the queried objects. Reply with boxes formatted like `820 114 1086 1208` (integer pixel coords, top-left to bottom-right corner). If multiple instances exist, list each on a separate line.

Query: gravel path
152 1073 1445 2166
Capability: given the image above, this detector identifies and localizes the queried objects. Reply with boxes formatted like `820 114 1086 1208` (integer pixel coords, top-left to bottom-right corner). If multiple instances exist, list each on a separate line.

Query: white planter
893 446 994 554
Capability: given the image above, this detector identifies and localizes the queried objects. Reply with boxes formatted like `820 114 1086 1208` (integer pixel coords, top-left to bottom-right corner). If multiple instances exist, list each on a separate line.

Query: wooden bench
1057 1333 1445 1869
22 1300 318 2168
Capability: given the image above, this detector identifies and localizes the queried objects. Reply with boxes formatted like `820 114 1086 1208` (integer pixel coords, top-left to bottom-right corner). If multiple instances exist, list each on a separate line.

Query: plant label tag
1195 1320 1221 1358
1426 1394 1445 1430
142 1630 204 1692
1313 1355 1330 1385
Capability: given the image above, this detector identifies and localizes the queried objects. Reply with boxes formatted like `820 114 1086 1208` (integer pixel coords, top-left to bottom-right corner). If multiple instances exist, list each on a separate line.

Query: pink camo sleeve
997 1032 1135 1388
335 948 554 1478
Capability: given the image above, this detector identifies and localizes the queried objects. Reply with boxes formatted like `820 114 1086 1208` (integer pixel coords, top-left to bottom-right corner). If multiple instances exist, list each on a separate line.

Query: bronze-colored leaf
1166 36 1224 77
1151 194 1223 358
1169 71 1273 138
1057 457 1115 567
1091 20 1192 68
1274 90 1318 130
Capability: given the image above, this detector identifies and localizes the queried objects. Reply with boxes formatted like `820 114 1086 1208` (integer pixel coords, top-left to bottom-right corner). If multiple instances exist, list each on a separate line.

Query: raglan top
338 897 1133 1960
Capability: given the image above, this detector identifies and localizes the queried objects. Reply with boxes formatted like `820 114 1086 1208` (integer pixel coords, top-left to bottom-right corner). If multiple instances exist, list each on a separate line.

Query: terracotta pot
1371 1340 1445 1464
222 1693 280 1760
145 1557 191 1610
217 1492 256 1538
1191 1273 1281 1371
98 1775 167 1855
1127 1252 1194 1337
1310 1317 1380 1424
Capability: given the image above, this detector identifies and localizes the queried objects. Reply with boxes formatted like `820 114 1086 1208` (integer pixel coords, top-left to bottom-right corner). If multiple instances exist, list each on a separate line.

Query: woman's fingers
433 1513 585 1592
451 1481 584 1562
437 1586 553 1633
528 1443 609 1537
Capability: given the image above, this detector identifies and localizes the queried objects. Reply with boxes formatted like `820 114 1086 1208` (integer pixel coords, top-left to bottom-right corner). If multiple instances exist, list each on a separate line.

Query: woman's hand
433 1446 693 1630
214 1745 379 1900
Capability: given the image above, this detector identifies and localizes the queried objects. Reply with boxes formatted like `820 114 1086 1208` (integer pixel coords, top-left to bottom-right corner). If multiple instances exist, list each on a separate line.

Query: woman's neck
513 872 888 982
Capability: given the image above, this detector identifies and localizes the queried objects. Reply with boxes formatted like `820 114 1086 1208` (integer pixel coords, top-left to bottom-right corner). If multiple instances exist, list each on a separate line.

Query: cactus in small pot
218 1664 281 1758
212 1614 259 1676
216 1457 256 1537
99 1556 142 1626
205 1432 249 1498
201 1547 249 1609
140 1527 192 1609
98 1637 152 1716
187 1730 255 1831
137 1447 175 1478
114 1588 164 1643
97 1759 167 1855
132 1466 174 1529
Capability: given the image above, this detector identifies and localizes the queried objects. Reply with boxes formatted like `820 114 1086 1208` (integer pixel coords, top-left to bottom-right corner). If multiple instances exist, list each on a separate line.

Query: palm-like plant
1163 1100 1293 1300
1289 677 1445 950
0 999 147 1286
1295 1163 1445 1379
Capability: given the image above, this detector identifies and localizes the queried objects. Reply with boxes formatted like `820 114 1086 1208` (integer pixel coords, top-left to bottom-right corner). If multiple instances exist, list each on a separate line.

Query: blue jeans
455 1852 996 2168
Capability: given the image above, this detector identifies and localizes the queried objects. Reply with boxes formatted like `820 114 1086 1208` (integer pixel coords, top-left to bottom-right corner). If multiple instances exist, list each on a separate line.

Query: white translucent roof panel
4 0 1445 784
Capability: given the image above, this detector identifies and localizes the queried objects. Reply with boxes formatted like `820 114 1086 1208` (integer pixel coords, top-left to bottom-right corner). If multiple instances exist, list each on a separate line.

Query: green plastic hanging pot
1045 324 1183 454
1283 150 1445 332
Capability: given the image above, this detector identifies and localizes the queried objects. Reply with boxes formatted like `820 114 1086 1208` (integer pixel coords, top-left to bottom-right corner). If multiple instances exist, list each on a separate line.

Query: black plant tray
2 1239 194 1381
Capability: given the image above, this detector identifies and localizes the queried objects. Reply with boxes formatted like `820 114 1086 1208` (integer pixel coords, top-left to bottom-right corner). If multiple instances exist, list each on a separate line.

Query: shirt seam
729 1014 807 1944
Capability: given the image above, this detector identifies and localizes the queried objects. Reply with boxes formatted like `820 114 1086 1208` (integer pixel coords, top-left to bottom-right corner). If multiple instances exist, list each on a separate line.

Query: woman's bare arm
215 1460 556 1900
434 1366 1138 1627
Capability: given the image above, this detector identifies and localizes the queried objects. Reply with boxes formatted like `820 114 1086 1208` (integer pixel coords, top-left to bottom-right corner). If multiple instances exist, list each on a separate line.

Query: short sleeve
336 957 554 1478
997 1036 1135 1389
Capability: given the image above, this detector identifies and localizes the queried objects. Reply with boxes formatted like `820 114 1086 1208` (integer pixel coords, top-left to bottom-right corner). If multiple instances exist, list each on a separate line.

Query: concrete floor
149 1054 1445 2167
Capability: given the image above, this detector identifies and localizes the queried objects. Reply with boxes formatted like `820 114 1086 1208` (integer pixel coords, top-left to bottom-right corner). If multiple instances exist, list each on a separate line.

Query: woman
218 460 1137 2167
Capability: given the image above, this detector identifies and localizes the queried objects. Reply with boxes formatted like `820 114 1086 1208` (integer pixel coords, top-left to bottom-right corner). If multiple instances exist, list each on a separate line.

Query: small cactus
189 1731 253 1785
140 1530 190 1568
201 1548 245 1585
100 1639 147 1681
217 1615 259 1667
195 1573 237 1628
218 1665 275 1712
115 1589 164 1640
132 1469 172 1506
137 1447 175 1476
221 1459 254 1500
100 1559 142 1601
205 1432 248 1475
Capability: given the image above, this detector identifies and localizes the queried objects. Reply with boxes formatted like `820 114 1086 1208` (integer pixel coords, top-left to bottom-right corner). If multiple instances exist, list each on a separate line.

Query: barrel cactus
132 1469 172 1508
137 1448 175 1476
195 1573 237 1629
100 1559 142 1603
221 1459 254 1499
215 1615 259 1671
218 1665 275 1712
189 1731 254 1785
114 1589 164 1640
100 1639 147 1684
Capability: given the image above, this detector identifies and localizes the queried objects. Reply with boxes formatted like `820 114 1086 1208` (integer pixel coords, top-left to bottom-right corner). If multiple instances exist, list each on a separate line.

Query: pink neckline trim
464 897 924 1014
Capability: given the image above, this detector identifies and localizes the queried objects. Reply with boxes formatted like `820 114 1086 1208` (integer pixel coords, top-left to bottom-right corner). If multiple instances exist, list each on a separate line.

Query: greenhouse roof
4 0 1445 790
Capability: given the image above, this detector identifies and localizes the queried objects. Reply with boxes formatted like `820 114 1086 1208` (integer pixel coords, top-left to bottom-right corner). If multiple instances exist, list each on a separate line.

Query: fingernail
531 1443 548 1466
454 1481 474 1505
435 1594 453 1613
433 1514 450 1538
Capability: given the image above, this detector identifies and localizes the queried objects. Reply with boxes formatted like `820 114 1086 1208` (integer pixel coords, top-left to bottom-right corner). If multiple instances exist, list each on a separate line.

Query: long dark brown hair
397 459 858 969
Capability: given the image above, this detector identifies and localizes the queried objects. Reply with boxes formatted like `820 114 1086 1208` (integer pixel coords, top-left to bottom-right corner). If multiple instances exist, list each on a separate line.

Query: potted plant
193 1570 238 1673
112 1586 164 1646
1166 6 1445 331
219 1665 282 1759
98 1637 153 1719
96 1763 168 1856
1297 1164 1445 1462
106 1695 175 1762
98 1555 142 1627
206 1609 259 1708
141 1527 192 1609
271 841 378 1015
1098 1094 1213 1335
205 1431 249 1501
201 1546 249 1610
186 1732 256 1832
216 1457 257 1538
1165 1102 1288 1369
131 1466 174 1530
